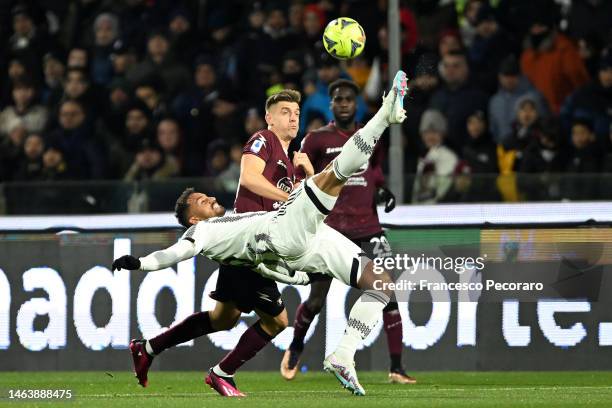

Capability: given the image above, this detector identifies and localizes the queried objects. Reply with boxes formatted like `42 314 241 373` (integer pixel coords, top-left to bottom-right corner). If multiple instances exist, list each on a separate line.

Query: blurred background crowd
0 0 611 207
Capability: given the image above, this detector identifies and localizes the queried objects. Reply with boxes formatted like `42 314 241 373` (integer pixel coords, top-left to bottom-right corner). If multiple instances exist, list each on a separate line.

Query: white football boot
323 352 366 396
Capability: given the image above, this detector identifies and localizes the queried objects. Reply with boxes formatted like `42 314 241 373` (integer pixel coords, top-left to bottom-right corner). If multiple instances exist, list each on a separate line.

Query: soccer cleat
323 353 365 396
388 368 417 384
129 339 153 387
280 349 301 380
205 368 246 397
388 70 408 124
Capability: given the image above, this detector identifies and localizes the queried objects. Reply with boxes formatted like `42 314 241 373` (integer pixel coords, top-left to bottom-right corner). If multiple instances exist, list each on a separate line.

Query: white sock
332 111 389 180
334 290 390 362
213 364 233 377
145 340 156 356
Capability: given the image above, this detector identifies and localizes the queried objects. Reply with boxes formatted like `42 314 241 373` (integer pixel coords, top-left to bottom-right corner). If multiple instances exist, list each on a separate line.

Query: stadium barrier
1 202 612 371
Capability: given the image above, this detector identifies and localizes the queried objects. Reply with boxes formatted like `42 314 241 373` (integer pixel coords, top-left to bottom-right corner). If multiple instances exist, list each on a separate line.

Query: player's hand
293 152 314 177
376 186 396 213
112 255 141 271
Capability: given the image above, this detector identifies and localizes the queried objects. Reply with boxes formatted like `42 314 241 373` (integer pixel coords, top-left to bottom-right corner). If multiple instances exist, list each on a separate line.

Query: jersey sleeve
243 132 272 162
181 222 210 254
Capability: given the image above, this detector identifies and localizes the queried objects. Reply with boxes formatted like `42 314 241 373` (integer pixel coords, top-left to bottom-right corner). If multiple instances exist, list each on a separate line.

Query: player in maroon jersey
128 90 314 396
280 79 416 384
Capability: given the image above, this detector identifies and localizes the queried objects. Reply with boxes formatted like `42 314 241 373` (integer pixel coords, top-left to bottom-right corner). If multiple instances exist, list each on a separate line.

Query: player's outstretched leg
323 260 395 396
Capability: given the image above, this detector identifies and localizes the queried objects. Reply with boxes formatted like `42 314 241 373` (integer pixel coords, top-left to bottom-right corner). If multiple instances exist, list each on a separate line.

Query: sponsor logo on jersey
250 135 267 153
277 159 287 169
276 176 294 193
325 147 343 154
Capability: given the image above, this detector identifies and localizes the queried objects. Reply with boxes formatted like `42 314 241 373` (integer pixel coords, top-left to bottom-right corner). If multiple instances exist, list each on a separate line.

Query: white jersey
182 211 280 268
172 179 365 287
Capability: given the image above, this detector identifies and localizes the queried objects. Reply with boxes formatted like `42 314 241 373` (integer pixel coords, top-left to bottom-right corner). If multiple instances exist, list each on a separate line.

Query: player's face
330 87 357 123
187 192 225 224
266 101 300 139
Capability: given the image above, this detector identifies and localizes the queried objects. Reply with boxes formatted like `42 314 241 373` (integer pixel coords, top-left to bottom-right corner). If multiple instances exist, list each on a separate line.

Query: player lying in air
112 70 408 396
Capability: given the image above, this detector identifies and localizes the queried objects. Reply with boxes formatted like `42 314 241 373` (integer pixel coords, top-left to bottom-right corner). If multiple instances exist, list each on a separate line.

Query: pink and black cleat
205 368 246 397
129 339 153 387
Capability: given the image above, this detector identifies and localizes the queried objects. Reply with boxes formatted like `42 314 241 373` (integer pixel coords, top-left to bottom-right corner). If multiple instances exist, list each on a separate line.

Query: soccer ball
322 17 366 60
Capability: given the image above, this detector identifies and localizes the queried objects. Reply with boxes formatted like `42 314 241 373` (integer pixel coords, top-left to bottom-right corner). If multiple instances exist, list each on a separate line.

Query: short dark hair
328 79 359 97
572 117 594 133
265 89 301 112
175 187 195 228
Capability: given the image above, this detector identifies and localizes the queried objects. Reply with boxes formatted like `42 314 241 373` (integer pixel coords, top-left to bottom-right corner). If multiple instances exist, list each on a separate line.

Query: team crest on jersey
250 135 267 153
277 177 294 193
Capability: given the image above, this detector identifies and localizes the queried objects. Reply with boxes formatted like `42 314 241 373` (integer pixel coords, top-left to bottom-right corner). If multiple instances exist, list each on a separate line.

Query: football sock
334 290 390 362
382 302 404 371
218 320 273 375
148 311 213 355
290 303 318 351
332 109 388 181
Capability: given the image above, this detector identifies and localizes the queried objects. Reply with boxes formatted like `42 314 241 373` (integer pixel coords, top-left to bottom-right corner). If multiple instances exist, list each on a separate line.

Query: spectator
45 99 107 179
563 118 601 199
603 124 612 173
8 3 50 80
167 7 198 65
48 67 105 122
0 77 48 137
468 5 517 94
41 51 65 105
488 55 548 143
518 118 566 201
437 29 464 59
67 47 89 69
103 77 132 136
126 31 190 98
412 109 458 203
243 107 266 140
218 140 243 192
462 110 498 173
156 118 184 175
0 125 27 181
90 13 120 86
134 78 168 120
498 94 544 173
560 50 612 142
566 118 601 173
520 118 567 173
520 12 590 114
203 139 230 177
124 138 179 181
429 50 489 150
109 40 138 79
13 133 45 181
300 54 367 135
403 53 441 172
41 143 71 180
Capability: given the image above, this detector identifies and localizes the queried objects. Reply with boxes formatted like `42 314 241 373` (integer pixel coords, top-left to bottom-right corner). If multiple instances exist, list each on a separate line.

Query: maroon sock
289 303 318 351
148 311 213 355
383 306 403 370
219 320 273 375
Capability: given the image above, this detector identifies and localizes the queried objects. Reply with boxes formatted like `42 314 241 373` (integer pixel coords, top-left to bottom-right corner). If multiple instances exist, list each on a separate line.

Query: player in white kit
112 70 409 396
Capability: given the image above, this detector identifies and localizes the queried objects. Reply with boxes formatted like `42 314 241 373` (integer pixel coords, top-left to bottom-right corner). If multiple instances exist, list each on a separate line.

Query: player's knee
260 310 288 335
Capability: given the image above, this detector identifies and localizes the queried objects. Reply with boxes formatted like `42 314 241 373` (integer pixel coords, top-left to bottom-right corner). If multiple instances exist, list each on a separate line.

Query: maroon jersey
299 122 384 239
234 129 295 212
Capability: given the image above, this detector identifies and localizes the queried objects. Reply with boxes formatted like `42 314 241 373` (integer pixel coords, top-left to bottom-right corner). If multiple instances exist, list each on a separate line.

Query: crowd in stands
0 0 611 204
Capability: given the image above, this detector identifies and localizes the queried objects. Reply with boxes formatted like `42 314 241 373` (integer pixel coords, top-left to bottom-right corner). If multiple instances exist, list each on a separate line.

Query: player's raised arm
112 239 198 272
240 154 289 202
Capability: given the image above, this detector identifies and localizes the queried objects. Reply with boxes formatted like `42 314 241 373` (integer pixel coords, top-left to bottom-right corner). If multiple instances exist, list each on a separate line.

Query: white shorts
267 178 366 287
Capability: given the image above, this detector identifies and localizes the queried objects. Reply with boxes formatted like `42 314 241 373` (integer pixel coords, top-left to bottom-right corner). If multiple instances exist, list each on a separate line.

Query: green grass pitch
1 371 612 407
